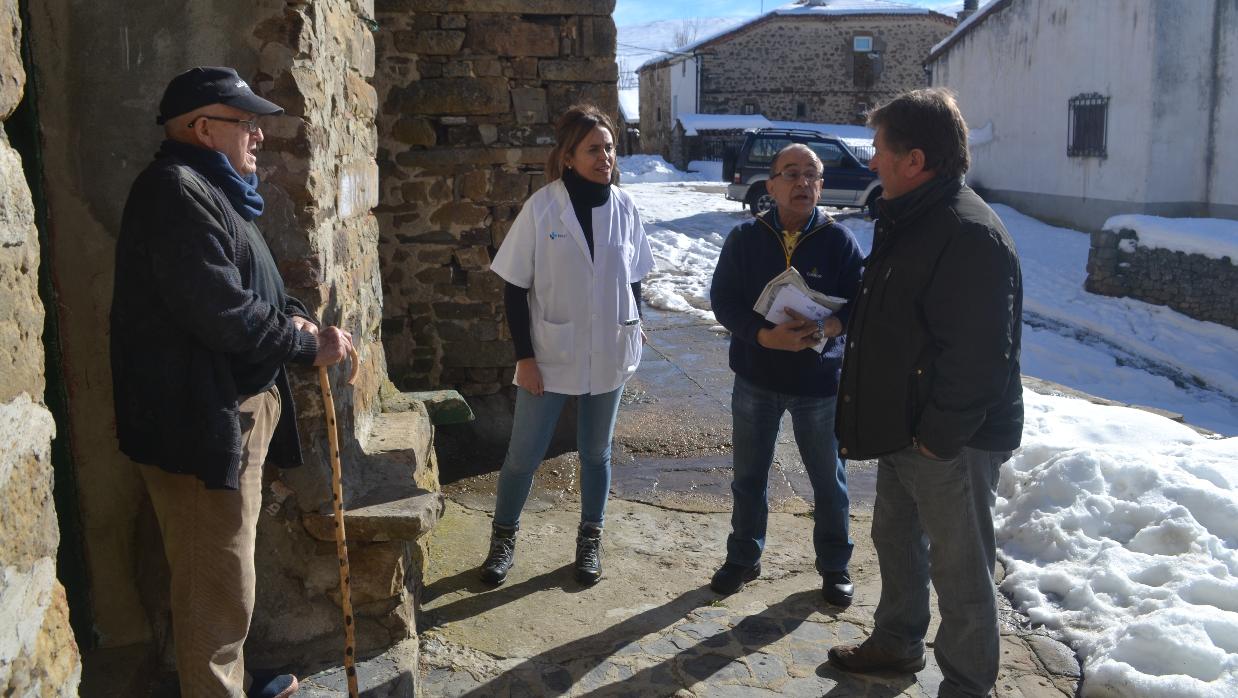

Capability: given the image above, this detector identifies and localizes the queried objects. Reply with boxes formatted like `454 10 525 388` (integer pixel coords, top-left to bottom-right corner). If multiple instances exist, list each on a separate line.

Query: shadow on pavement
456 586 718 696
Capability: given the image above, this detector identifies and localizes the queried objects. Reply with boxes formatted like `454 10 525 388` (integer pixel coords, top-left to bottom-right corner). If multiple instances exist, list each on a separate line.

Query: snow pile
618 88 640 123
619 155 694 183
998 390 1238 697
1103 215 1238 263
686 160 723 181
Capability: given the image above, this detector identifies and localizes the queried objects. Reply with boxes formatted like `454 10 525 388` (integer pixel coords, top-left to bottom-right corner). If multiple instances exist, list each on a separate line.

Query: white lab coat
491 178 655 396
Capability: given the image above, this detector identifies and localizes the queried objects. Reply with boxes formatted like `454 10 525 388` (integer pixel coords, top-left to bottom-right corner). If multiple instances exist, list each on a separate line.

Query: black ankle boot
480 524 518 585
575 523 603 585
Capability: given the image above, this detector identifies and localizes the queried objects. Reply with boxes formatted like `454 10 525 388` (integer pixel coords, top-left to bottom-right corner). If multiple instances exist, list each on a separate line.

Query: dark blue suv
724 128 882 217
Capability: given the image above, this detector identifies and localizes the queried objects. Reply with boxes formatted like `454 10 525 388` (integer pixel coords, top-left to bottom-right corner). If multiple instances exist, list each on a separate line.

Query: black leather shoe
248 673 299 698
480 524 518 586
829 639 925 674
709 561 761 595
822 569 854 607
575 523 603 585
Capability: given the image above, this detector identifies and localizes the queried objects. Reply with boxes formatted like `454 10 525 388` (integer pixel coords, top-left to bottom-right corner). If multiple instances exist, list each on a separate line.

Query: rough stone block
539 58 617 82
457 169 489 201
484 171 525 204
390 117 436 147
577 17 617 58
391 77 510 115
1 3 26 117
440 14 466 30
511 87 548 125
431 202 490 229
453 246 491 271
441 340 513 367
303 492 445 543
466 16 559 58
396 29 465 55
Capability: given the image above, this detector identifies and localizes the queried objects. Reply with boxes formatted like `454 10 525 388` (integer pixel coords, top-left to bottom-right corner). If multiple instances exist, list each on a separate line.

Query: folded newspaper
753 267 847 353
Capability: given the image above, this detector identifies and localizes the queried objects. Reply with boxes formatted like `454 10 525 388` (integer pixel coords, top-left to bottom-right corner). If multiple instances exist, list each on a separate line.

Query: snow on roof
675 114 875 147
639 0 942 72
1103 214 1238 264
618 88 640 124
677 113 772 135
928 0 1006 61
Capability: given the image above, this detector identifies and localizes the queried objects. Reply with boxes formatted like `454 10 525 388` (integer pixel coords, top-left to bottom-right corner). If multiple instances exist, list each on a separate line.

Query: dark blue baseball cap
156 66 284 125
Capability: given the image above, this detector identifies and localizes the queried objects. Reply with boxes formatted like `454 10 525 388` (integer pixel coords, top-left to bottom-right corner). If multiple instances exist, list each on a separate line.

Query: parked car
724 128 882 217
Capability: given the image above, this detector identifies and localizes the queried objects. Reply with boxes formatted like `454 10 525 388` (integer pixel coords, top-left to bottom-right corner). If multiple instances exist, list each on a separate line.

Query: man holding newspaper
708 143 864 606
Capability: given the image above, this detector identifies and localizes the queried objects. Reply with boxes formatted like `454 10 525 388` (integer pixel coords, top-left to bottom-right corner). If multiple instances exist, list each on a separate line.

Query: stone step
302 490 445 543
298 638 417 697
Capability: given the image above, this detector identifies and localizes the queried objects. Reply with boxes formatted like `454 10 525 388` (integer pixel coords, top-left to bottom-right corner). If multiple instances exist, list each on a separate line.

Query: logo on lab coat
548 231 565 240
806 267 822 279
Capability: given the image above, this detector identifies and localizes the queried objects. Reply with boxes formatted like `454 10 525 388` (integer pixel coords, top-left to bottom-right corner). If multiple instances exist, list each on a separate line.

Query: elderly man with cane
111 66 354 698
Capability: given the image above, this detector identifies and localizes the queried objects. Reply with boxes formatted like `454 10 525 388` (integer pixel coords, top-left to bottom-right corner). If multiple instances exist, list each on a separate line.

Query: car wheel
747 182 774 216
865 187 883 219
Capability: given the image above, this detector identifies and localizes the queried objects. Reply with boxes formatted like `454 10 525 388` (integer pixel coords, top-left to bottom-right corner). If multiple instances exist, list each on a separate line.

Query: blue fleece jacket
709 207 864 397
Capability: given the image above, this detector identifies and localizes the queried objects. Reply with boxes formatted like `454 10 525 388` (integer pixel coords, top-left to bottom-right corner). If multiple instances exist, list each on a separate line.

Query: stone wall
27 0 436 677
640 12 954 157
638 62 672 158
1086 228 1238 329
0 3 81 694
373 0 619 397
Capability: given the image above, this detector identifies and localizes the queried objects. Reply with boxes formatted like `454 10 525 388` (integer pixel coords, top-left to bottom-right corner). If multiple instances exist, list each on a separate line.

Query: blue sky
613 0 965 27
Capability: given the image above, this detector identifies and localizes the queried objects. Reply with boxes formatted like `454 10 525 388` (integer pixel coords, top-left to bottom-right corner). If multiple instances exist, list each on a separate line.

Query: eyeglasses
190 115 262 134
773 169 823 183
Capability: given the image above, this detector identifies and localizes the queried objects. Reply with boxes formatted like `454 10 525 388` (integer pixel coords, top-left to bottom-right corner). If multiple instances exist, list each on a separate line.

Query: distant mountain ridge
616 16 753 88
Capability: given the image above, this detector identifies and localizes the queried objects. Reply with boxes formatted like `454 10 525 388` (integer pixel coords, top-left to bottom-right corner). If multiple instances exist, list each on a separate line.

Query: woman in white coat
480 104 654 586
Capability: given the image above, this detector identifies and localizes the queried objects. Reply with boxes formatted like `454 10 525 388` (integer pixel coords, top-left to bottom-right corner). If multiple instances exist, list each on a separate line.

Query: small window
682 61 687 77
672 95 678 121
657 107 662 123
741 103 757 115
796 102 807 118
852 34 879 88
1068 93 1109 157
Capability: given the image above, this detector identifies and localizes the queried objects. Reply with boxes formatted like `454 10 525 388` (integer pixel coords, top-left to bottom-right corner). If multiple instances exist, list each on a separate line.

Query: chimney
958 0 979 21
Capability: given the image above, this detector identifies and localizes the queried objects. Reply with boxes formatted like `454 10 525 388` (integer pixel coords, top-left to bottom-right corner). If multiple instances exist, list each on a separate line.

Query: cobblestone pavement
413 311 1081 697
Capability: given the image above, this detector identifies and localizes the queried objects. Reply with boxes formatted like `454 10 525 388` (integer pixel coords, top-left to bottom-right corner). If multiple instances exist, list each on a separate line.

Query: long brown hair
545 104 618 183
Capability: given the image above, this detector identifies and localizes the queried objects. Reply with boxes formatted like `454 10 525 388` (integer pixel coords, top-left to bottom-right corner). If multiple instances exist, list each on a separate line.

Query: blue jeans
726 375 852 572
492 386 624 529
870 446 1011 698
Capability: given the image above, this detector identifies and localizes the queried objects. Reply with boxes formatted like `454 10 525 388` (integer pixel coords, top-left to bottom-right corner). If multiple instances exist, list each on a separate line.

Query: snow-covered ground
620 154 1238 697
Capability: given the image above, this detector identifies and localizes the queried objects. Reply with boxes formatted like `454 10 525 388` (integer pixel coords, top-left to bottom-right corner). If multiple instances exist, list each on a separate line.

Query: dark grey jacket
836 177 1023 461
111 153 318 489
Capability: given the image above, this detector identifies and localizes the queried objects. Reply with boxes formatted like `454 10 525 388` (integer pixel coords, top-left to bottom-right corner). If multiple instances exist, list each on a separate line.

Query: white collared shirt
491 179 655 396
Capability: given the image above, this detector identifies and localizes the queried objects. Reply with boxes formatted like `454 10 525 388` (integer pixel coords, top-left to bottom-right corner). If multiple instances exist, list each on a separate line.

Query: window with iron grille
1068 93 1109 157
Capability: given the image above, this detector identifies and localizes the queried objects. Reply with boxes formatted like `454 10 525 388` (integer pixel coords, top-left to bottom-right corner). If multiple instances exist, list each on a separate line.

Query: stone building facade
1086 228 1238 330
0 7 81 695
1 0 473 691
638 3 955 161
3 0 617 692
373 0 619 398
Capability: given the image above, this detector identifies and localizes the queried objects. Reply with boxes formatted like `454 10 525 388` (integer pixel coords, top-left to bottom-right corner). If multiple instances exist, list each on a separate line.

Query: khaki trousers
140 386 281 698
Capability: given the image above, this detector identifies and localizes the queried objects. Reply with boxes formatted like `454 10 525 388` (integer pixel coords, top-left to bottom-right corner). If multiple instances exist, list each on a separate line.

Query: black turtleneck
504 170 642 361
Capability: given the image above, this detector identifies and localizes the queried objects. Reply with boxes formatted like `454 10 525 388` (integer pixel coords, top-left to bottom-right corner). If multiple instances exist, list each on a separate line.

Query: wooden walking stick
318 345 361 698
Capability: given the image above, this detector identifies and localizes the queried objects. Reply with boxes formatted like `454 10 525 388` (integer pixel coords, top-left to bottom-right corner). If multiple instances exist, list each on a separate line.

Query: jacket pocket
907 363 933 437
532 319 574 365
618 320 642 375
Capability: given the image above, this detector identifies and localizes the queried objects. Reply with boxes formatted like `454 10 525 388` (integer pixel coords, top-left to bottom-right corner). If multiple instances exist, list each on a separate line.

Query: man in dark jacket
828 89 1023 698
111 66 353 698
709 144 864 606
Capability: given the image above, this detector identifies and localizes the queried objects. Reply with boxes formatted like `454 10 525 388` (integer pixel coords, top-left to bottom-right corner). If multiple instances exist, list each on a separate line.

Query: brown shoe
828 640 926 674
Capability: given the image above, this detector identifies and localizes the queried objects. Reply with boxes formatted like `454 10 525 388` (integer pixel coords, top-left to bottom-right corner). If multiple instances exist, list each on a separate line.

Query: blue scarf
159 140 265 221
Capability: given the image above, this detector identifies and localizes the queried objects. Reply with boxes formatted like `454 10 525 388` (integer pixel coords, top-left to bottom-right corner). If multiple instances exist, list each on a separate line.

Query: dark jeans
870 445 1012 698
725 375 852 573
